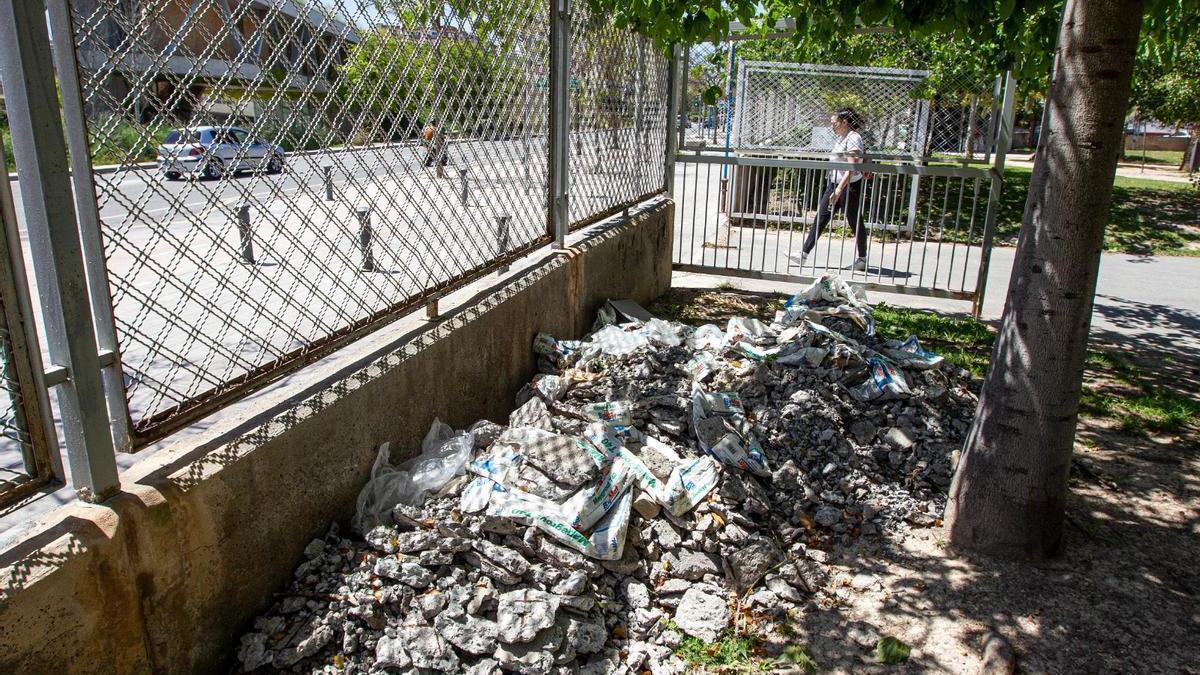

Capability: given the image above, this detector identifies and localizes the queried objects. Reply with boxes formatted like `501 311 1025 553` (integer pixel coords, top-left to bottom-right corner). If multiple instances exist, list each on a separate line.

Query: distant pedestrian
789 107 869 272
422 120 448 178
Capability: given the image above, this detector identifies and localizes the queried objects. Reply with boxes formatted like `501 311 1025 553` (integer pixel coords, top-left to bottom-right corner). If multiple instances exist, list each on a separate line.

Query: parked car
157 126 285 180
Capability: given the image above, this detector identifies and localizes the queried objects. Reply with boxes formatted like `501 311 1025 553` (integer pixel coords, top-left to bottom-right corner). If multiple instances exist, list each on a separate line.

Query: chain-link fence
34 0 668 443
672 37 1012 308
680 43 1000 163
568 7 669 228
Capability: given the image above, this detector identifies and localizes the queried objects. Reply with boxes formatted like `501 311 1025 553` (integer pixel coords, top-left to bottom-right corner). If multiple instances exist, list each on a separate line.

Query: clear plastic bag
351 420 473 534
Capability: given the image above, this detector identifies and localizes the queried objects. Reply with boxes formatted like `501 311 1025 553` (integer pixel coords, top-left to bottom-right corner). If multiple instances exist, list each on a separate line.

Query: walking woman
790 107 868 271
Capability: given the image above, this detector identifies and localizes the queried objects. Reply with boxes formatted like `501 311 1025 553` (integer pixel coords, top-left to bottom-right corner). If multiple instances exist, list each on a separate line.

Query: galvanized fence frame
0 0 669 503
667 35 1016 316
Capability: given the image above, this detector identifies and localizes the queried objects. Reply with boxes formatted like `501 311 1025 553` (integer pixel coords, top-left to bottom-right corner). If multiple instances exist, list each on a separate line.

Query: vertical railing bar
46 0 134 453
549 0 572 249
960 177 984 291
0 0 119 502
0 139 60 483
973 71 1016 316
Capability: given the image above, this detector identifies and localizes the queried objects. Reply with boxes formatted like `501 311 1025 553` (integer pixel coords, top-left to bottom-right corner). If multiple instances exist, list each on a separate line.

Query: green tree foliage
1131 14 1200 168
338 29 513 138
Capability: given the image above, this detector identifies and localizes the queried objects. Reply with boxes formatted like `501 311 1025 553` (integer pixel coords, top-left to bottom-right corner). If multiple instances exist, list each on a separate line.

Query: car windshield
163 129 201 144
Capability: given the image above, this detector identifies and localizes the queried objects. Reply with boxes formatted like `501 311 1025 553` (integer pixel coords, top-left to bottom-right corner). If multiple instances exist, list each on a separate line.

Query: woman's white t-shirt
830 130 865 184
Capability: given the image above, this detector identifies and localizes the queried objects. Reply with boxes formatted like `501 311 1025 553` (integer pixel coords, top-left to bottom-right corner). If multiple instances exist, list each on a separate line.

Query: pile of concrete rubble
235 276 979 674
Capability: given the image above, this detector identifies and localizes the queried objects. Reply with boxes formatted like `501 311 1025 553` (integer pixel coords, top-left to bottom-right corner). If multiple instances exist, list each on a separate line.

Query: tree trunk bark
944 0 1144 559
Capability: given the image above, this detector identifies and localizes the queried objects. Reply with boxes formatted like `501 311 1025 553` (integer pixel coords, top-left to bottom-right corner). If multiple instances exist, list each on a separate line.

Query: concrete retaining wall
0 198 673 675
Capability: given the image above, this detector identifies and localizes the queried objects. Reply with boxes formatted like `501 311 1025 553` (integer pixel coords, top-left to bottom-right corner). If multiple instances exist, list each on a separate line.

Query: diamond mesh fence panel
568 8 669 228
680 45 998 162
0 294 39 501
67 0 563 438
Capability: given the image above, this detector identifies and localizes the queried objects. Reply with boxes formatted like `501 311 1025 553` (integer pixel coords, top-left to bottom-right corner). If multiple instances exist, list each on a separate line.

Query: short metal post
357 207 376 272
548 0 572 248
425 296 440 320
0 0 118 501
323 164 334 201
460 168 469 205
236 203 256 263
496 216 512 274
973 71 1016 317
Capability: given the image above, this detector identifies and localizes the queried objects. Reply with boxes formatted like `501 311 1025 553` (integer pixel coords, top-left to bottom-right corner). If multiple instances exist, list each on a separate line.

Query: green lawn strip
872 303 994 377
1120 149 1186 168
997 166 1200 256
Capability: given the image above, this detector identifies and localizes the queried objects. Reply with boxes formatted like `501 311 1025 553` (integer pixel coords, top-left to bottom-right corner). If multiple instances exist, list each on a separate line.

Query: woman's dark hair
833 107 864 131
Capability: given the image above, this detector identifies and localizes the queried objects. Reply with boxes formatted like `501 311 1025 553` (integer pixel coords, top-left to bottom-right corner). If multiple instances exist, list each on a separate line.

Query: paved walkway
674 246 1200 356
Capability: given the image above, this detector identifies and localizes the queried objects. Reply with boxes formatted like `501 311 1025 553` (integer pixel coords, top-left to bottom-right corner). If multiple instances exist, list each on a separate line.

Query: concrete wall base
0 198 673 675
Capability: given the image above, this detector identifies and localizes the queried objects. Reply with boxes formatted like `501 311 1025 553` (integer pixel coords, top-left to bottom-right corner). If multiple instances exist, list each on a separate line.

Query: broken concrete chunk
725 537 784 591
436 613 500 656
374 635 412 670
400 624 460 672
663 550 721 580
673 586 730 643
496 589 561 644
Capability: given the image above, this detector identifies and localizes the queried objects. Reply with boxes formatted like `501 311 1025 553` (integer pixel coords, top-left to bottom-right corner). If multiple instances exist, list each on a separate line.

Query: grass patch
1080 386 1200 435
874 636 912 664
996 166 1200 256
1120 148 1186 168
675 631 764 671
873 303 995 376
778 645 819 673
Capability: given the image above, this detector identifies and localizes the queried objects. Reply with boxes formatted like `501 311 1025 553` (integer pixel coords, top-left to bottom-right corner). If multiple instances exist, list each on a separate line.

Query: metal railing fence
0 0 670 504
670 37 1015 313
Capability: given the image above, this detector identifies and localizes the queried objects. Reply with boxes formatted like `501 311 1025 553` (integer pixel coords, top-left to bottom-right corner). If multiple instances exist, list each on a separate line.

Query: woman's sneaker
851 257 867 271
787 251 808 267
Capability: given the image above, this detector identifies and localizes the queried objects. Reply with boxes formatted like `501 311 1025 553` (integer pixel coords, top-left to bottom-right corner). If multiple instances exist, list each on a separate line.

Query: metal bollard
323 164 333 201
496 215 511 274
357 207 376 272
460 168 469 205
236 202 255 264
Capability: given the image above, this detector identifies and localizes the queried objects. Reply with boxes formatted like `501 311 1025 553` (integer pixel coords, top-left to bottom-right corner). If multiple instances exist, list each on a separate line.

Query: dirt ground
648 288 1200 674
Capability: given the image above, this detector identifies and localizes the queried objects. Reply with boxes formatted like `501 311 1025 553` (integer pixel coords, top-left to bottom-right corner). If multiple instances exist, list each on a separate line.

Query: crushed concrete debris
234 275 977 674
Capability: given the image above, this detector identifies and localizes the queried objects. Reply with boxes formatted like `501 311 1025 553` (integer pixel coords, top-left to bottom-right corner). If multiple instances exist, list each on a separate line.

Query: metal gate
668 41 1016 315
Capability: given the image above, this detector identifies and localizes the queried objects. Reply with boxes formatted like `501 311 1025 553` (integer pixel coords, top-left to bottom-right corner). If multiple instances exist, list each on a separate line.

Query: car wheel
164 171 181 181
202 157 225 180
266 153 283 174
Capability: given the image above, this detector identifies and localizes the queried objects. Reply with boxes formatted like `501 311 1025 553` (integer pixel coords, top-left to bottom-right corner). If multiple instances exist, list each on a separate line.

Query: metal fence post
548 0 572 248
972 71 1016 318
357 207 376 272
45 0 133 453
236 204 257 264
0 0 119 501
664 43 682 196
324 165 334 201
460 168 470 205
497 216 512 273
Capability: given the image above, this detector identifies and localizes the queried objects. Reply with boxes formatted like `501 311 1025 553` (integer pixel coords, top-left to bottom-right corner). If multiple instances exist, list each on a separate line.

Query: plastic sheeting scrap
657 456 721 516
497 427 598 487
587 489 633 560
684 352 720 382
779 275 875 335
851 357 913 401
352 420 473 534
690 384 771 477
582 401 634 428
882 336 945 370
591 324 651 356
687 324 725 351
